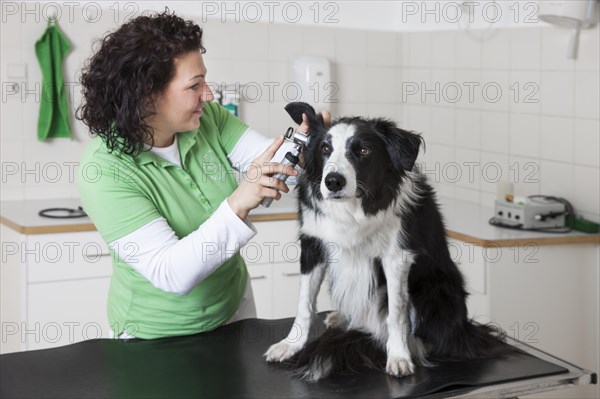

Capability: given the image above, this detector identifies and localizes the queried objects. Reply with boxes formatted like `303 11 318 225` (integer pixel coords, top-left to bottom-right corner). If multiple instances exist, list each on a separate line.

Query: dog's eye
359 147 372 157
322 144 332 155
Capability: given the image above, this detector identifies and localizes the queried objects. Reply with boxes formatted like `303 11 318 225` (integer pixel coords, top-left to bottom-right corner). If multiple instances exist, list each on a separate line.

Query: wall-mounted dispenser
537 0 599 59
289 55 333 113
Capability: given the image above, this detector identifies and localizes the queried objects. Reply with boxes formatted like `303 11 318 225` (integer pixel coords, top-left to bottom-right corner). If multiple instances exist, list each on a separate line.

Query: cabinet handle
250 275 267 280
282 272 301 277
83 253 111 258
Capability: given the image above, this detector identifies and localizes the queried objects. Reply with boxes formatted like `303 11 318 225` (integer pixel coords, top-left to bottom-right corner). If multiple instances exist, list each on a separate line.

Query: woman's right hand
227 135 298 220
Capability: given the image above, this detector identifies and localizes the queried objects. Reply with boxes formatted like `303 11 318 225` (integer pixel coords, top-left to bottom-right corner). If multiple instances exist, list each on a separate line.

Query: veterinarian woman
76 10 326 339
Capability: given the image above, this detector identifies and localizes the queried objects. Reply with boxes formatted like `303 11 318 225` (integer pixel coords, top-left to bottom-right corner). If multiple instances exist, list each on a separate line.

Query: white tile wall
366 66 398 104
508 70 541 114
481 111 510 154
431 32 455 69
540 160 575 198
510 113 540 158
576 28 600 72
479 151 510 195
406 32 432 68
301 26 334 58
334 28 367 66
540 116 574 163
455 109 481 149
480 70 510 112
1 13 598 223
541 27 576 72
540 71 574 117
429 106 455 146
481 29 510 70
266 24 304 62
455 34 482 70
573 165 600 217
575 71 600 119
335 65 368 103
509 28 541 70
509 155 541 197
574 119 600 168
366 31 398 68
455 148 482 190
403 26 599 222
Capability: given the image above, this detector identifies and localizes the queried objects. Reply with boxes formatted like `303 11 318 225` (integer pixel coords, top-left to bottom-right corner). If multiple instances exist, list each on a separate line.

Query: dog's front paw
386 354 415 377
264 340 303 362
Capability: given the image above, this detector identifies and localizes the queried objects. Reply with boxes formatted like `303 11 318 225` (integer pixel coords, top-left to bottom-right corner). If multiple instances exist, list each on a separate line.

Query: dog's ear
373 120 424 172
284 102 325 133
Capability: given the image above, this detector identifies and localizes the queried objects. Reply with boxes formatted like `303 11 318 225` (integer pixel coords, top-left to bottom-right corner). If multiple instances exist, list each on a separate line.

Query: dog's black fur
266 102 511 381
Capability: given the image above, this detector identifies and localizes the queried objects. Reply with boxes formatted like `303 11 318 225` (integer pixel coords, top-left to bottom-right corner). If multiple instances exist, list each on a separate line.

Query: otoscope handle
260 152 300 208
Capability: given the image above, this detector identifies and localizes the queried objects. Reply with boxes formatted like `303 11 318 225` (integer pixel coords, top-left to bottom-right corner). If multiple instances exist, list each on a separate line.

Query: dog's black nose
325 173 346 192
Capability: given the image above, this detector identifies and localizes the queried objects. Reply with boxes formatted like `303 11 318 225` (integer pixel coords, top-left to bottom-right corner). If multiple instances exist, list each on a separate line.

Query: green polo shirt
77 102 250 339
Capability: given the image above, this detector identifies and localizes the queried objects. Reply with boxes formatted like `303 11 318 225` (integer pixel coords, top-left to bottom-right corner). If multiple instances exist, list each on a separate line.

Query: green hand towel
35 17 73 141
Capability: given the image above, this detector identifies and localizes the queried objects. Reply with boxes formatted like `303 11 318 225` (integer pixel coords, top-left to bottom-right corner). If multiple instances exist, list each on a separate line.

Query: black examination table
1 314 596 398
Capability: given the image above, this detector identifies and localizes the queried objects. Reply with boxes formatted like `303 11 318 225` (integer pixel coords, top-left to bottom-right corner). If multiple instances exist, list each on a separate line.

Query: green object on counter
35 17 73 141
566 216 600 234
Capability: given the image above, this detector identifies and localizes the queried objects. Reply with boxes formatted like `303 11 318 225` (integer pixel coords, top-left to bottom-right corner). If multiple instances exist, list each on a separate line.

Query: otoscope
260 127 310 207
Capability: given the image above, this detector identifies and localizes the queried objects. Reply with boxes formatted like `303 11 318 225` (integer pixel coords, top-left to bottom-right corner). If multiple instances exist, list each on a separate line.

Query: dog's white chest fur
300 204 409 339
300 201 402 254
326 248 384 335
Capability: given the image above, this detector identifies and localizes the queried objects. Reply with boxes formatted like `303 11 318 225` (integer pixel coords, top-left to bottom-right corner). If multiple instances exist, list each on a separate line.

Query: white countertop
0 193 300 234
1 195 598 246
438 197 596 244
0 198 93 231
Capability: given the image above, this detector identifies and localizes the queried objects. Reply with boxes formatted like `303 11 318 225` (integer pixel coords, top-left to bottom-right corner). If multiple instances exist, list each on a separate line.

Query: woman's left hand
296 111 331 134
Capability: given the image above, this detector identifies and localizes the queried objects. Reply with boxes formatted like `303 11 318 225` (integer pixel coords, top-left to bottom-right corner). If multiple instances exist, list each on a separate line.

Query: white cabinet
26 277 111 350
449 237 599 399
0 217 334 354
0 225 112 353
245 220 333 319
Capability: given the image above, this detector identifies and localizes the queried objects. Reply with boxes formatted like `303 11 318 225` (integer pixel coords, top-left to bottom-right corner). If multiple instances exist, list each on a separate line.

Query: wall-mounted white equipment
537 0 599 59
289 55 333 113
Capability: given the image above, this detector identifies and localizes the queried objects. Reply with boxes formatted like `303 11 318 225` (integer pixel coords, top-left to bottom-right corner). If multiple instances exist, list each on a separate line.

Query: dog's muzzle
324 172 346 193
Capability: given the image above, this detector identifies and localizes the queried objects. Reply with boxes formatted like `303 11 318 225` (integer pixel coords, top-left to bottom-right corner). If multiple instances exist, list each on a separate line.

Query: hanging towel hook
47 9 57 26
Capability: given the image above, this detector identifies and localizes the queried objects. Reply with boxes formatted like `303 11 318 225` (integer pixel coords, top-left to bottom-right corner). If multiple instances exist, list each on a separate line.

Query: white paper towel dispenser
289 55 333 113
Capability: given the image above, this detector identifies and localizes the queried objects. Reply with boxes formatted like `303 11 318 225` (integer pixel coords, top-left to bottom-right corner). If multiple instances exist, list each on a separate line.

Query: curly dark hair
76 9 205 156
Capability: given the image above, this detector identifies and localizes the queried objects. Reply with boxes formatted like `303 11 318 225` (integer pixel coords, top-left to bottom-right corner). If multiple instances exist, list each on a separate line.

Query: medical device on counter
490 195 599 234
492 196 568 230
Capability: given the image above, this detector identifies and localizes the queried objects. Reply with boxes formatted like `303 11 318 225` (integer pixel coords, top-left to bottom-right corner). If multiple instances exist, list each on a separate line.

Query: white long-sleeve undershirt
108 128 298 296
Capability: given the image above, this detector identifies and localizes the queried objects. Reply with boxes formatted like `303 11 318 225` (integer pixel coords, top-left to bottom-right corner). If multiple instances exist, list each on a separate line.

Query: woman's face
147 50 214 143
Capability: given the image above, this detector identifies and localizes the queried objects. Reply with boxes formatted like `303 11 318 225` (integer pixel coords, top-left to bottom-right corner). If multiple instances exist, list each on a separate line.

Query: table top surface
1 315 596 399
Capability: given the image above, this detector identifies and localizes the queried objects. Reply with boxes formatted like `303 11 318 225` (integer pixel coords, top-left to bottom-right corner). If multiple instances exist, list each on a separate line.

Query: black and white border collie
264 102 509 381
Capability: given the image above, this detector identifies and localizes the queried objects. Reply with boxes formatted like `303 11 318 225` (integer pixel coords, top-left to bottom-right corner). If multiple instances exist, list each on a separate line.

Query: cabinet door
243 220 299 266
26 277 111 350
271 262 302 319
247 264 273 319
271 263 334 318
447 239 490 322
27 231 112 283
